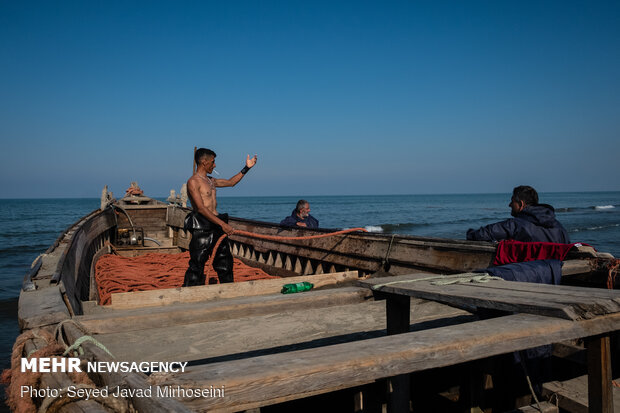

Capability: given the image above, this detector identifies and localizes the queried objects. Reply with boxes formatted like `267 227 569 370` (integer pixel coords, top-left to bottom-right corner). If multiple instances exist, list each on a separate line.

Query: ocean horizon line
1 190 620 201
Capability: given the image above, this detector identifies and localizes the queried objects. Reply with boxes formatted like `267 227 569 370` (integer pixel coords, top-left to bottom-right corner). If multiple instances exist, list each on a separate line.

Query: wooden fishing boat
10 190 620 413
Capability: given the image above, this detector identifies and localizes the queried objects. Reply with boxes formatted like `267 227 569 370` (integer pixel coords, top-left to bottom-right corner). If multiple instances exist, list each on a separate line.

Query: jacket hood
518 204 558 228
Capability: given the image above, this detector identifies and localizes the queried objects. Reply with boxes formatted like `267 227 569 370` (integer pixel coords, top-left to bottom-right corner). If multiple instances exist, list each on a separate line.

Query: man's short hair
296 199 309 213
195 148 216 165
512 185 539 206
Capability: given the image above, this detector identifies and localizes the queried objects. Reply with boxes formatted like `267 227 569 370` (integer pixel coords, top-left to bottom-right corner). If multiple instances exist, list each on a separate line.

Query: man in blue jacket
280 200 319 228
466 186 569 243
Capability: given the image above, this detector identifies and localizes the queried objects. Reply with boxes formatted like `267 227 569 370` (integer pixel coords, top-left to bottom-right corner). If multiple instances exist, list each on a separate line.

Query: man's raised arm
214 154 257 188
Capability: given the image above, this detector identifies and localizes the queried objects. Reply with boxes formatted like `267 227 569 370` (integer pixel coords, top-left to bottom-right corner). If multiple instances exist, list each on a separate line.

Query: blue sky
1 1 619 198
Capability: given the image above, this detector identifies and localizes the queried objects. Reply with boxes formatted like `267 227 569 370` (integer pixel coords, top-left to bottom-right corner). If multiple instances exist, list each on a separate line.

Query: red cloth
493 240 588 266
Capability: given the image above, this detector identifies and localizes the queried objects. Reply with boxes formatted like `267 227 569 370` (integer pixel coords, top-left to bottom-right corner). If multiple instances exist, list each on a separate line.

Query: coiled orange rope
1 330 95 412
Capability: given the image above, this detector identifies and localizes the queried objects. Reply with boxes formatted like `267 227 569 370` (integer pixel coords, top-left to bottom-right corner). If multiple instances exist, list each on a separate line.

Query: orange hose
203 227 368 279
235 227 368 241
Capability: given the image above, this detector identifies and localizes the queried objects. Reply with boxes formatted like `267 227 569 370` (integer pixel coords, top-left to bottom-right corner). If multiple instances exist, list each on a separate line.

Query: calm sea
1 192 619 408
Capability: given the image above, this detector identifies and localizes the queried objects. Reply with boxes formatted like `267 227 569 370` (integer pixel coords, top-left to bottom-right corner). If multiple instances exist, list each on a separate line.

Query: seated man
466 185 570 243
280 200 319 228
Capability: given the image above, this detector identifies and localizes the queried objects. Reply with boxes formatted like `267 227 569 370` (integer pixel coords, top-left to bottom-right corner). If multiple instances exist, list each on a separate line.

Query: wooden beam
77 287 373 334
109 271 362 309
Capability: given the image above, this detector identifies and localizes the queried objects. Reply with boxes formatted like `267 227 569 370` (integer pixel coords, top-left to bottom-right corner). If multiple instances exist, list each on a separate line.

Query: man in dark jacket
280 200 319 228
466 186 570 243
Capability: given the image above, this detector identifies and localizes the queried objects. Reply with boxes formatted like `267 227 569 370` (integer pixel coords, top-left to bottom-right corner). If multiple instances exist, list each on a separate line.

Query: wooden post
387 294 410 335
193 146 197 174
386 294 411 413
587 335 613 413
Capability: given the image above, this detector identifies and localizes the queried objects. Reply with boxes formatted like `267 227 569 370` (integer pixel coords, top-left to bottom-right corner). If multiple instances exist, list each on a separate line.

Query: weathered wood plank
108 270 361 309
18 285 70 329
91 299 472 363
156 312 620 412
166 205 188 228
77 287 373 334
462 274 617 295
34 246 68 279
362 276 576 319
360 274 620 320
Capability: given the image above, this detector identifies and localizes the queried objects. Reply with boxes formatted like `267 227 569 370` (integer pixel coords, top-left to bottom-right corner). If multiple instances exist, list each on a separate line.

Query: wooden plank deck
90 295 472 363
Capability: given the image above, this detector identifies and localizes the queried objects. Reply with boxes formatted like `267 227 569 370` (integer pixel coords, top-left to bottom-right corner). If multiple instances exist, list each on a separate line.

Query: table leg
387 294 410 335
587 335 613 413
386 294 411 412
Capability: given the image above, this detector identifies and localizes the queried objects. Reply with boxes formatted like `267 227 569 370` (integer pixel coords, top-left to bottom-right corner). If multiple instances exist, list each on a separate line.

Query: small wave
365 226 383 233
380 222 429 232
569 223 620 233
556 206 595 213
556 205 619 213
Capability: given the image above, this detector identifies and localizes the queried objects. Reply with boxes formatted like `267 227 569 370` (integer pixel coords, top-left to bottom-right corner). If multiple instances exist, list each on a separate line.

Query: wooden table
358 273 620 413
105 278 620 413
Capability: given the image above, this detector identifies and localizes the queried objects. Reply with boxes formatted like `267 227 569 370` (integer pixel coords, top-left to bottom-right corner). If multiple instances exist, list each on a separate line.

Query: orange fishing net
95 252 277 305
95 227 369 306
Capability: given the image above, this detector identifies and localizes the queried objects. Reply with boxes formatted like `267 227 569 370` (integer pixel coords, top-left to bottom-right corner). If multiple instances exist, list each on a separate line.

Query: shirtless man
182 148 257 286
